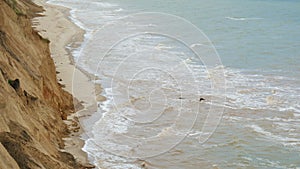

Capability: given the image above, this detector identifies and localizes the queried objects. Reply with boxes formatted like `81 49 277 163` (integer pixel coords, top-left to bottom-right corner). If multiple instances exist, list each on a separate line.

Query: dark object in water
178 97 184 99
199 98 205 102
8 79 20 91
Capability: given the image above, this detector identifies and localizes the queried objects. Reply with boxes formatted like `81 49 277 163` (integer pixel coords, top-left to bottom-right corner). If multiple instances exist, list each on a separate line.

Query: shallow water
48 0 300 168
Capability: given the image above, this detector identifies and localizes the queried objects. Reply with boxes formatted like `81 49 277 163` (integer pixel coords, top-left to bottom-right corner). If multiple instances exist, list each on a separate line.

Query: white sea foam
248 124 300 147
225 16 263 21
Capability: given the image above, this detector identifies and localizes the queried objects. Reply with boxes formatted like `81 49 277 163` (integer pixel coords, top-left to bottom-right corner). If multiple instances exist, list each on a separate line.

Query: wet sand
32 0 96 166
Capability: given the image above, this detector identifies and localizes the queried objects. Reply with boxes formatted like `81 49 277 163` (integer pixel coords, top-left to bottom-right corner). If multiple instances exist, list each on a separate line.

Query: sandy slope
32 0 98 167
0 0 94 168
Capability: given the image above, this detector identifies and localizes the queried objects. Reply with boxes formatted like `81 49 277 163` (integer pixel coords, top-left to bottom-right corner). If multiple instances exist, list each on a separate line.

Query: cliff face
0 0 80 168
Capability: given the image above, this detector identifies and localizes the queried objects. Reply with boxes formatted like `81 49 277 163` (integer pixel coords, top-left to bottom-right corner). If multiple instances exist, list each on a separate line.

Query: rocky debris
81 163 96 169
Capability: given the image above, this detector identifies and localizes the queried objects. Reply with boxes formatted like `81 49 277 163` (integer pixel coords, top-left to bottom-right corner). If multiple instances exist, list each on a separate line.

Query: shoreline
32 0 97 167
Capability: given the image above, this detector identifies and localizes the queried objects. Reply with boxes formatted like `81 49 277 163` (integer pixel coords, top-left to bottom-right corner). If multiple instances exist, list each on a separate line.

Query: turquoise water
113 0 300 75
48 0 300 168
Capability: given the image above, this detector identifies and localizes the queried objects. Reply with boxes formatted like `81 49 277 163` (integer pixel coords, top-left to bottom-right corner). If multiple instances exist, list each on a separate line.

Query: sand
32 0 97 166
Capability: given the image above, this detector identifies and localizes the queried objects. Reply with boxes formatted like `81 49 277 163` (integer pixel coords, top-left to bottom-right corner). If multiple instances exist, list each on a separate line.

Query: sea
47 0 300 168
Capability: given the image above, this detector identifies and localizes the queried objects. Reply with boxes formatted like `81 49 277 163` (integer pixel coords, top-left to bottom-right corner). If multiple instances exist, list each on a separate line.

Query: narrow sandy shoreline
32 0 97 167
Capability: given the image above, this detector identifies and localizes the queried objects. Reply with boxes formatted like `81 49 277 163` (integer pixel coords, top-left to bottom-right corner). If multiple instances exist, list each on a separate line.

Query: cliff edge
0 0 83 168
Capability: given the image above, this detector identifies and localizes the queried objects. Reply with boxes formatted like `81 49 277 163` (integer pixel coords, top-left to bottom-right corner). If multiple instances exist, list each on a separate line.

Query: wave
223 68 300 113
225 16 263 21
248 124 300 147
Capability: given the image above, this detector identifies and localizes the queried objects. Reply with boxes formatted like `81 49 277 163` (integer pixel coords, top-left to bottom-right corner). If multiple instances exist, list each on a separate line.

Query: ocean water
48 0 300 168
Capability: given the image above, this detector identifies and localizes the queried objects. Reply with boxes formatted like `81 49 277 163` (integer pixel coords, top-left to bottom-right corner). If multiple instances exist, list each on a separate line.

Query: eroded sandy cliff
0 0 82 168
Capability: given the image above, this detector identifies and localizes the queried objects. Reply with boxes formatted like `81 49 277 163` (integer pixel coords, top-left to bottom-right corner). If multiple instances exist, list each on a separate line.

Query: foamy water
47 0 300 168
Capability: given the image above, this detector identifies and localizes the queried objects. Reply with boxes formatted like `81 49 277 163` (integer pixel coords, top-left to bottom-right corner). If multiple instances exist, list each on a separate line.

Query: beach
32 0 96 166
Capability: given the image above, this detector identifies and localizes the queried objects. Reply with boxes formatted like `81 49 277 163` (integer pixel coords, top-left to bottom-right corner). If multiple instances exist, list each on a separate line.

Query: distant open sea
48 0 300 168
